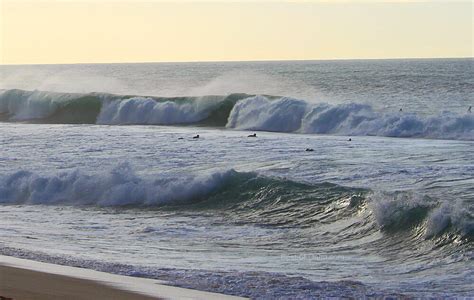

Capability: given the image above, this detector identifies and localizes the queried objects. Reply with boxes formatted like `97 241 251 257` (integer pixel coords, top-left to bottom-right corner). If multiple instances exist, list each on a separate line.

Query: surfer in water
469 106 472 113
248 133 257 137
399 108 403 112
193 134 200 139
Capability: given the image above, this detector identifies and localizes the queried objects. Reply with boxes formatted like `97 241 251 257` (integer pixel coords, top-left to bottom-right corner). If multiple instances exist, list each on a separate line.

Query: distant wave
227 95 474 140
0 89 250 126
0 164 471 241
97 93 248 126
1 89 473 140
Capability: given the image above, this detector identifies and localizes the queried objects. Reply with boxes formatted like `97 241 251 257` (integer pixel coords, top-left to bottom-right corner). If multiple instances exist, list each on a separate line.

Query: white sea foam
226 95 308 132
368 191 434 229
2 89 473 140
425 201 474 238
368 191 473 238
0 163 235 206
97 97 214 125
227 96 474 140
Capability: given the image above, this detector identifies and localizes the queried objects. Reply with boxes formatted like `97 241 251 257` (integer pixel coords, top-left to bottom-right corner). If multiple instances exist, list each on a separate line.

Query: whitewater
0 59 473 298
1 89 473 140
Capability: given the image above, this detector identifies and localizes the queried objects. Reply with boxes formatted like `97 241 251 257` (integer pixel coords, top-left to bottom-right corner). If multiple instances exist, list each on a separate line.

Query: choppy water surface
0 59 473 298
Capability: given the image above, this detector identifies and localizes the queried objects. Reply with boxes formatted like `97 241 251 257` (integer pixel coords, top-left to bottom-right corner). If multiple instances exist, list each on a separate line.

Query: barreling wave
0 89 103 123
0 164 471 241
1 89 473 140
0 89 251 126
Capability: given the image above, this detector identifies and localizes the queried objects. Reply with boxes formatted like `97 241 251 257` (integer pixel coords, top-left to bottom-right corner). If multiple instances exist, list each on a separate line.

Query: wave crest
0 164 471 241
368 191 473 239
226 95 308 132
1 89 473 140
0 164 236 206
97 97 210 125
227 95 474 140
0 89 249 126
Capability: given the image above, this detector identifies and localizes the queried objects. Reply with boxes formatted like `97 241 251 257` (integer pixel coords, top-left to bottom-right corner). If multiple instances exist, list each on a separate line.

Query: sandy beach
0 265 159 300
0 256 246 300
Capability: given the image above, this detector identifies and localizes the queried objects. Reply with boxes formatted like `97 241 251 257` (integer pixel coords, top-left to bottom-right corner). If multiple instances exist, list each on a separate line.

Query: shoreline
0 255 246 300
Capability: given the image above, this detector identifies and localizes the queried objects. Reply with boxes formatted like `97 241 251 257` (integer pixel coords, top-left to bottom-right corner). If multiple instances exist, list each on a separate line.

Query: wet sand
0 256 246 300
0 265 158 300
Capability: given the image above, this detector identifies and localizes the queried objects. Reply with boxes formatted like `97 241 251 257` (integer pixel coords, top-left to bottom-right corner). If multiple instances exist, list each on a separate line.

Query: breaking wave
0 163 236 206
0 164 471 241
0 89 249 126
1 89 473 140
368 191 473 239
227 96 474 140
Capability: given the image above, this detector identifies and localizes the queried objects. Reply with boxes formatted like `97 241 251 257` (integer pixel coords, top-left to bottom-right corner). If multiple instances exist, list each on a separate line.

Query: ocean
0 58 473 298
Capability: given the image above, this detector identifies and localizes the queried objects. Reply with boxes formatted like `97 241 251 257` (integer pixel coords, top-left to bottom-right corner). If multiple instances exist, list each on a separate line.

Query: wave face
1 89 473 140
0 89 102 123
0 164 471 241
368 191 473 239
227 96 474 140
96 93 247 126
97 97 213 125
0 163 236 206
0 89 249 126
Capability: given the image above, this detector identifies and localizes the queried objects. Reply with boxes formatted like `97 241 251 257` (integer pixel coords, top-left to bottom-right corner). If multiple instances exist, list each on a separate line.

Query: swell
1 89 473 141
0 163 471 243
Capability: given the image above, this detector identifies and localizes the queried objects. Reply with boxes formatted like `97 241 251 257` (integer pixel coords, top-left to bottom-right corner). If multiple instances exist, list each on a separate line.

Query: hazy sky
1 0 472 64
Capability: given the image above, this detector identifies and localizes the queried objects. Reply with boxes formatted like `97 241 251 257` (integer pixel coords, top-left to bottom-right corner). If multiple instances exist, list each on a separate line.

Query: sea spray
227 95 474 140
1 89 473 140
0 163 237 206
1 163 471 240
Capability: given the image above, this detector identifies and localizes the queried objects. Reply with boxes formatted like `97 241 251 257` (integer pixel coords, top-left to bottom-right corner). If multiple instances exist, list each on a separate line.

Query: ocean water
0 59 473 298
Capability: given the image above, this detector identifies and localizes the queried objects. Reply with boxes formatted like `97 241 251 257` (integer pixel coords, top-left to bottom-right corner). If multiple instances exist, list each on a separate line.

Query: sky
0 0 472 64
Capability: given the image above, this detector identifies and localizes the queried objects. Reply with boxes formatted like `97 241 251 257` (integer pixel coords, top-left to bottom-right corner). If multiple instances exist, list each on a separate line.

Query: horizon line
1 56 472 67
